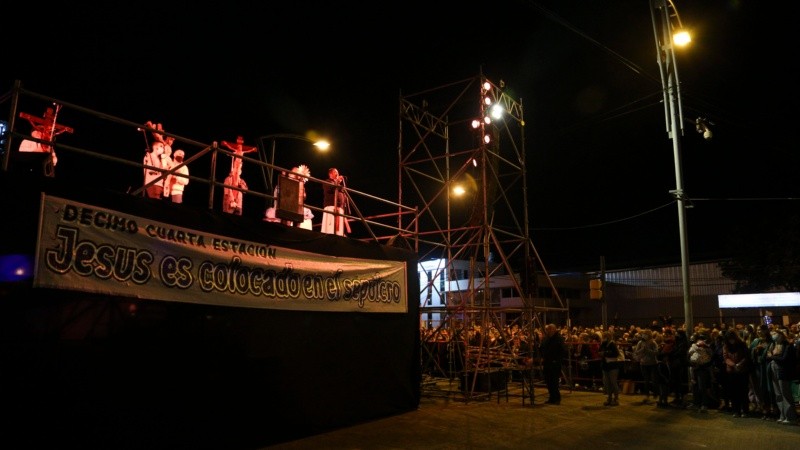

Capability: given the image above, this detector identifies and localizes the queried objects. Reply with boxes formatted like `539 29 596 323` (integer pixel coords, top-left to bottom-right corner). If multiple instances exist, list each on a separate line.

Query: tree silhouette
719 213 800 293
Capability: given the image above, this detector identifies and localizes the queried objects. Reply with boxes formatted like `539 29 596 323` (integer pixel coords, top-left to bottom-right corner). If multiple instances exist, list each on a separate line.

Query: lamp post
257 134 330 193
650 0 692 333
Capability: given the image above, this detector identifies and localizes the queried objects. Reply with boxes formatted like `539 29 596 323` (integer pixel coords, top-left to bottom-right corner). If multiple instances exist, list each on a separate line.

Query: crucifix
18 104 73 176
221 135 257 187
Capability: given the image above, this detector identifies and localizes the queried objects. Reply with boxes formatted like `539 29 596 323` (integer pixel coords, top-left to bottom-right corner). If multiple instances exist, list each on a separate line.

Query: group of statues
141 121 189 203
17 105 348 235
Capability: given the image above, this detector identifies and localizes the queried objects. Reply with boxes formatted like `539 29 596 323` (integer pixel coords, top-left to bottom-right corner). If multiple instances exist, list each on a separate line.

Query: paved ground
265 380 800 449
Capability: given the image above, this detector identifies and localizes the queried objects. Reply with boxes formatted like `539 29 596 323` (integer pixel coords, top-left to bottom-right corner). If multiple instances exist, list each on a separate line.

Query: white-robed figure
321 167 347 236
143 140 166 199
142 121 171 199
299 207 314 230
223 167 247 215
165 149 189 203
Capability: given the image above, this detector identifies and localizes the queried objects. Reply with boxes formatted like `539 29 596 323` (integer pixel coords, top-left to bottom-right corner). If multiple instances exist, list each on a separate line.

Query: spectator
633 330 659 404
600 330 621 406
655 330 672 408
723 329 751 417
687 330 714 412
574 333 594 389
750 324 776 420
539 323 566 405
766 329 798 424
670 328 689 407
710 328 730 411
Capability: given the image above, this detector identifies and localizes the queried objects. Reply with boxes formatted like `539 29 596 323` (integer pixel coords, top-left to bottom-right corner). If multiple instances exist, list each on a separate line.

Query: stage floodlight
490 104 504 120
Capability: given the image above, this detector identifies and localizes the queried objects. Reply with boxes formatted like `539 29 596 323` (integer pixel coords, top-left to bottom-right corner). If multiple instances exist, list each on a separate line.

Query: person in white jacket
165 149 189 203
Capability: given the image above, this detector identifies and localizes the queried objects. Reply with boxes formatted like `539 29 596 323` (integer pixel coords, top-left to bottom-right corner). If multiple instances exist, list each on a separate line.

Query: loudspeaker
276 175 305 223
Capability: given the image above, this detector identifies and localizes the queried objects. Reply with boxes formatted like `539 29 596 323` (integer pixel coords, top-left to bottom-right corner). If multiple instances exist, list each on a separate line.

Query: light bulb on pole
258 133 332 193
650 0 693 333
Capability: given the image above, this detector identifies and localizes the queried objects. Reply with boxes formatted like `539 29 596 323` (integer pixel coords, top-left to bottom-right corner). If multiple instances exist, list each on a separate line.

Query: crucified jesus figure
221 135 257 181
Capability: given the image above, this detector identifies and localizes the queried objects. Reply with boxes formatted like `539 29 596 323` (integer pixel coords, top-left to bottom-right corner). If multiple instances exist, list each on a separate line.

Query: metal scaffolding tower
399 71 569 401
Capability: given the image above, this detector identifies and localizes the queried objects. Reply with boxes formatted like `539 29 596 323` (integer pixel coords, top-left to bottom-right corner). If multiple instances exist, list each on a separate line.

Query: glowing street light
673 29 691 46
258 133 331 192
650 0 693 332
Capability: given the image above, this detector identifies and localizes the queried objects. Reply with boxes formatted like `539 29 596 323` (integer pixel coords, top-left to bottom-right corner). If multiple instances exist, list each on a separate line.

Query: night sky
3 1 796 271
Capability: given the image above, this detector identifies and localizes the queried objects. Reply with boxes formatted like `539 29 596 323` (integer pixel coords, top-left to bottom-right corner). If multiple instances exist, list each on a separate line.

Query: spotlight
490 104 504 120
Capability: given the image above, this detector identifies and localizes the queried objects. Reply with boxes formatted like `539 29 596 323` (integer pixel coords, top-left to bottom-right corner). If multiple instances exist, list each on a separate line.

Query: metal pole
651 0 692 333
600 256 607 330
671 90 693 334
269 138 276 194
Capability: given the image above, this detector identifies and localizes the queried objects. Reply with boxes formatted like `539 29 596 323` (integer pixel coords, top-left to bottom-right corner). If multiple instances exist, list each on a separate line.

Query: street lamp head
673 29 691 46
313 140 331 152
666 0 691 47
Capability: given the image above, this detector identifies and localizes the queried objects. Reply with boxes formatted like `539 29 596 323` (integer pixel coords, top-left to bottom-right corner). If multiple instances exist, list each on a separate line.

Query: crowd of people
422 319 800 424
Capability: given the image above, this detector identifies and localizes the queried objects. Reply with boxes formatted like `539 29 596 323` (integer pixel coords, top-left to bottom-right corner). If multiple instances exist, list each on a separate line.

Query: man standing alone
540 323 566 405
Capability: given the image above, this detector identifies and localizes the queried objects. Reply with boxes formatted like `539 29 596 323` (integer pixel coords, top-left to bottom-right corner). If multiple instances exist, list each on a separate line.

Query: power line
532 201 675 231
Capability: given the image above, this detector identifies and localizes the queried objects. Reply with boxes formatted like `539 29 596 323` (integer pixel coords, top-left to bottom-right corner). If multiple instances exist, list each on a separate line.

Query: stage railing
1 81 418 247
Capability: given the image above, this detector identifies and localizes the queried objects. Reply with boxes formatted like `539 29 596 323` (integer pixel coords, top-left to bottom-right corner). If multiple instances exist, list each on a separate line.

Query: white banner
34 195 407 313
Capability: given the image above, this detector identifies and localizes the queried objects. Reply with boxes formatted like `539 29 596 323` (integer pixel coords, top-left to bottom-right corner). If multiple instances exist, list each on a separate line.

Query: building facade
419 258 796 331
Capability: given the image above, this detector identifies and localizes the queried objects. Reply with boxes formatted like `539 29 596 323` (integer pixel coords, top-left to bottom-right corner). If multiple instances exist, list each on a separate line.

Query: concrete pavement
265 380 800 449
